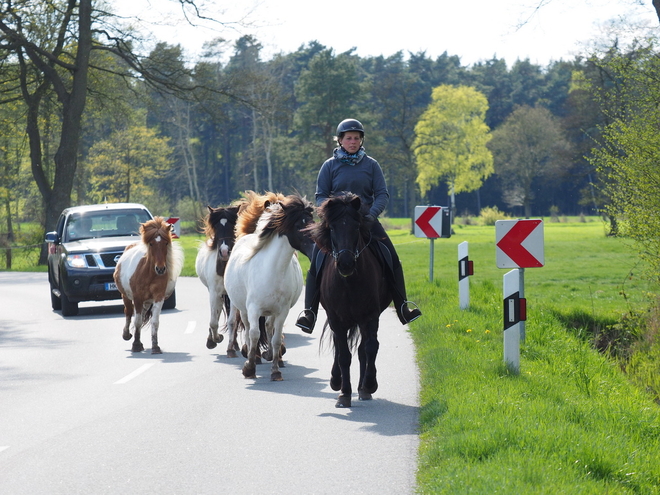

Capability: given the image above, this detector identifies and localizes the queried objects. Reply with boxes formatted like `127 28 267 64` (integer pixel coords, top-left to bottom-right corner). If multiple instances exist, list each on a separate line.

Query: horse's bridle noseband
331 231 372 262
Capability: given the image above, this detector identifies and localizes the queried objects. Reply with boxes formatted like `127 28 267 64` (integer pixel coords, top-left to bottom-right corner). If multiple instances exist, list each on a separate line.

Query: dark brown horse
306 193 391 407
114 217 184 354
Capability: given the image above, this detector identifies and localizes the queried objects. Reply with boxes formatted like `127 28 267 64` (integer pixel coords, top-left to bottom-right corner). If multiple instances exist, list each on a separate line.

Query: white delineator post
503 268 526 373
458 241 473 310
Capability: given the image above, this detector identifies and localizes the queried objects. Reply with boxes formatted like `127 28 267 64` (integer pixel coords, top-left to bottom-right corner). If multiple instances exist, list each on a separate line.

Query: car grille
85 251 125 269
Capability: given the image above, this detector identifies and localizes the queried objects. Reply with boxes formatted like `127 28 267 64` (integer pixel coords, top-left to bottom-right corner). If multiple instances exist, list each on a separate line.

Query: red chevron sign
495 219 544 268
414 206 441 238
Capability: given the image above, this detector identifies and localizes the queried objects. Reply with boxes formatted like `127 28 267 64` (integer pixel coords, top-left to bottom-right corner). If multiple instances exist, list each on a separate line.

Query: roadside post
414 206 451 282
495 219 544 372
458 241 473 309
166 217 181 238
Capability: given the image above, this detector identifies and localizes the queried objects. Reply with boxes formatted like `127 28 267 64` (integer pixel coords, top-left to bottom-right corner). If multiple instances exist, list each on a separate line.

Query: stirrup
399 300 422 323
295 308 316 333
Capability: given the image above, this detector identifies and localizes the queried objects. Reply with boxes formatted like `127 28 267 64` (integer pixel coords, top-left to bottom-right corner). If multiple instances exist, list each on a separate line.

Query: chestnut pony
306 193 391 408
114 217 184 354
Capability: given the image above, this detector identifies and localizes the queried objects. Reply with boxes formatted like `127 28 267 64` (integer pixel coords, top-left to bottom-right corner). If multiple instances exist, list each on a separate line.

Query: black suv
45 203 176 316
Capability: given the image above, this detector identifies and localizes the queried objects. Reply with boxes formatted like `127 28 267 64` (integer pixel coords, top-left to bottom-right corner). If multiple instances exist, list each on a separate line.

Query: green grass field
4 217 659 492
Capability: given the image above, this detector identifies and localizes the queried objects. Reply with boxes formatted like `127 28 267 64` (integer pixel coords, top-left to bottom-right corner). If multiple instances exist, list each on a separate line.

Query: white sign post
458 241 473 310
495 219 544 373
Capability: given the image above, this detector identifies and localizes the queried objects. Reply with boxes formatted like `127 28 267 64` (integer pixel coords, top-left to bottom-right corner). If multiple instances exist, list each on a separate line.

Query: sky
114 0 659 67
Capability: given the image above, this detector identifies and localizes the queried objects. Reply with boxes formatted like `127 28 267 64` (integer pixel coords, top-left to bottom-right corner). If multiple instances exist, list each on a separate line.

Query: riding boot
296 250 323 334
296 272 320 334
390 262 422 325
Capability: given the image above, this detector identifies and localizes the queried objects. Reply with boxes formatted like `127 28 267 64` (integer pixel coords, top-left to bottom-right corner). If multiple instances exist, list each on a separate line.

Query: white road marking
114 363 155 384
184 320 196 334
0 446 9 453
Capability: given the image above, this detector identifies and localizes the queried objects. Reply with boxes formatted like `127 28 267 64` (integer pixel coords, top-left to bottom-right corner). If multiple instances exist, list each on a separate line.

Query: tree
589 44 660 277
0 0 233 262
413 85 493 219
489 105 572 218
86 125 173 210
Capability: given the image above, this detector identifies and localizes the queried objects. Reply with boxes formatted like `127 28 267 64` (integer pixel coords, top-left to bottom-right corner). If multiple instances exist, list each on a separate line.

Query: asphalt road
0 272 420 494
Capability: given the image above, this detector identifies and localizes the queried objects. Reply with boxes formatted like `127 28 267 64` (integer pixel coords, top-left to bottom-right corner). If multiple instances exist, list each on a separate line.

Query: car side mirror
45 231 59 244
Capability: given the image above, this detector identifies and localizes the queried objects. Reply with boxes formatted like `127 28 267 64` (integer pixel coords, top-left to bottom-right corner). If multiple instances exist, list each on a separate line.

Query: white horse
224 194 314 380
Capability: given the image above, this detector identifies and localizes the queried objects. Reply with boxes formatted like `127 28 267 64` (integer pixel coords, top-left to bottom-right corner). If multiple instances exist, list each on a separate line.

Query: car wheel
162 290 176 310
49 270 61 311
59 282 79 317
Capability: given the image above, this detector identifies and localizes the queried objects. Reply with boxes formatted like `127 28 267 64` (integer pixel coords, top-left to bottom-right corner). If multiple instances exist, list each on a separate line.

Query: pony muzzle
155 265 167 276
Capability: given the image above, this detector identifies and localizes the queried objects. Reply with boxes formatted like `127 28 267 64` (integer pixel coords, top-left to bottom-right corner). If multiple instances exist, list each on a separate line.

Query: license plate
105 282 118 291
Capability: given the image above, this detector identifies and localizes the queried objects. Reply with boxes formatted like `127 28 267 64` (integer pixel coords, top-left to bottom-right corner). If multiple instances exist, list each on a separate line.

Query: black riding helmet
336 118 364 138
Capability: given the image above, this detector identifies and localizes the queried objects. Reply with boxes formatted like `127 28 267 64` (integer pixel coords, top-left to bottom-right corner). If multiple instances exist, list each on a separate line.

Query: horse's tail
347 325 361 352
218 294 231 334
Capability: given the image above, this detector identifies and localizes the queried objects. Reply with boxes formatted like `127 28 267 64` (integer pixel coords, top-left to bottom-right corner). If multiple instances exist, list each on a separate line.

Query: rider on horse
295 118 422 333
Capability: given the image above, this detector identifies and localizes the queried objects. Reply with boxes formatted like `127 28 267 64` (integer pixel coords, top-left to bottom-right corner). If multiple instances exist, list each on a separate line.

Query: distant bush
479 206 510 226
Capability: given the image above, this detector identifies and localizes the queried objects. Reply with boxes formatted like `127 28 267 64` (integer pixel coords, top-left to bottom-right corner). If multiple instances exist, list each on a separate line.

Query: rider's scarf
334 146 366 166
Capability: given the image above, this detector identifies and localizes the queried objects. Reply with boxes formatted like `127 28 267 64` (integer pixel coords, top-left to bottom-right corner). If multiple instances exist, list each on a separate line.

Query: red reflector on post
520 298 527 321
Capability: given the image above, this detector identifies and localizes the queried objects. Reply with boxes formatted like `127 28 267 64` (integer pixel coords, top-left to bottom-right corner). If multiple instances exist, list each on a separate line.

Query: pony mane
203 204 241 250
244 193 313 260
235 190 286 239
140 217 184 281
141 217 172 245
307 192 370 252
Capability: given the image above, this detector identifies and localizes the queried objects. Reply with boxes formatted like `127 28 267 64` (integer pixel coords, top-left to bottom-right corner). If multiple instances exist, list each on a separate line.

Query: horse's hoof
271 371 283 381
241 344 248 358
359 390 373 401
364 377 378 395
262 349 273 362
227 349 238 358
242 363 256 378
131 343 144 352
330 377 341 391
206 338 217 350
123 332 132 341
151 346 162 355
278 360 285 368
281 344 286 356
255 356 262 365
335 395 351 408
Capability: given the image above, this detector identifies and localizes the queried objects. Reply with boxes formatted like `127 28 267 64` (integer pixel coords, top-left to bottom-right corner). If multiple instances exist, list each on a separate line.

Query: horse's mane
307 192 371 253
244 193 313 260
140 217 184 281
235 190 286 239
203 203 241 250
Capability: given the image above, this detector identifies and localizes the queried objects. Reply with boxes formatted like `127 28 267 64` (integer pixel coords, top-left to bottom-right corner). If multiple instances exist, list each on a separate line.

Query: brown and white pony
114 217 184 354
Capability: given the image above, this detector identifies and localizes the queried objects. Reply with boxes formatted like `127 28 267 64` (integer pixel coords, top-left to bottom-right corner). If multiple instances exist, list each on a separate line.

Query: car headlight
66 254 88 268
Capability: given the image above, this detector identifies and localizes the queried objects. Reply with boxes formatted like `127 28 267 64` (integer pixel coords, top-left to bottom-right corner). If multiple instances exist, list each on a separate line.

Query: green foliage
414 85 493 198
489 105 573 217
86 126 174 209
588 46 660 281
478 206 510 226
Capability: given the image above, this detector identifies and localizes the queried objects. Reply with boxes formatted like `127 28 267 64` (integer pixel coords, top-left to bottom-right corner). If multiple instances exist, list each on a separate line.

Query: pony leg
132 301 145 353
150 300 164 354
269 314 287 381
226 300 241 358
242 315 261 379
359 320 380 400
333 331 353 408
121 295 134 342
206 289 225 349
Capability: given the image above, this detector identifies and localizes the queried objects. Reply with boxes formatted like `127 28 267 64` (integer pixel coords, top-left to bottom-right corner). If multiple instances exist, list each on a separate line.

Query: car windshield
65 209 151 242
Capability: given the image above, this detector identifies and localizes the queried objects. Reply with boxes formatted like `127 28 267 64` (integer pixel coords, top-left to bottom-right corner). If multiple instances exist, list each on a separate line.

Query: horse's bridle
331 230 372 262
